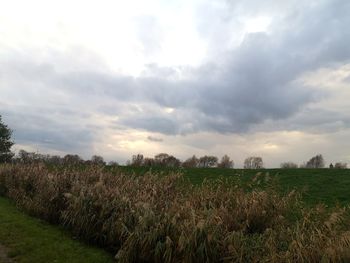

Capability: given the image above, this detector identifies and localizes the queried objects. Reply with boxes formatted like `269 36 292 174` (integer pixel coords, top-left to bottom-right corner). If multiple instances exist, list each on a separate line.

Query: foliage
1 164 350 262
0 115 14 163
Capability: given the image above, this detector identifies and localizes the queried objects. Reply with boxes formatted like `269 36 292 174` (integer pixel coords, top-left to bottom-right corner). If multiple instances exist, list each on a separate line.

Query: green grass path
0 197 114 263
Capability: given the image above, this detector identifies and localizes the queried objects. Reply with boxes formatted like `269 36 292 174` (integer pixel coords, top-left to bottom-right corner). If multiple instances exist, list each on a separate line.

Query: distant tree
182 155 199 168
280 162 298 169
143 157 156 167
198 155 218 168
329 163 334 169
16 150 47 163
154 153 170 166
334 162 347 169
108 161 119 166
49 155 62 165
0 115 14 163
218 155 234 168
63 154 83 165
131 154 144 167
305 154 325 168
17 149 31 163
299 162 307 168
244 156 263 169
91 155 105 165
154 153 181 168
164 155 181 168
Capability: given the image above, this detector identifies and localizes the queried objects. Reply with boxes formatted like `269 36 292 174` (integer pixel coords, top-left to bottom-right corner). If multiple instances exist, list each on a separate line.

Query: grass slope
0 197 114 263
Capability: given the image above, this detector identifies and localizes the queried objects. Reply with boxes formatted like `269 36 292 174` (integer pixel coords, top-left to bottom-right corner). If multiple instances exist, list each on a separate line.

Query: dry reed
0 164 349 262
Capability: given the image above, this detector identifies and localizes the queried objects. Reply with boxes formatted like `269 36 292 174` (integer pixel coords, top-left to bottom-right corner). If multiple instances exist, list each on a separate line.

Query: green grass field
0 197 114 263
116 166 350 206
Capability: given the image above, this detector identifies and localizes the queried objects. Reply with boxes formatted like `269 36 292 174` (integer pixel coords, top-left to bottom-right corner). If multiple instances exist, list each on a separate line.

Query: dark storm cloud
125 0 349 134
259 107 350 135
1 0 350 152
1 107 95 153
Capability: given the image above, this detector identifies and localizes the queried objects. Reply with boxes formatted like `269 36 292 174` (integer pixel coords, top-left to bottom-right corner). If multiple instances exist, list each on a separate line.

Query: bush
1 164 350 262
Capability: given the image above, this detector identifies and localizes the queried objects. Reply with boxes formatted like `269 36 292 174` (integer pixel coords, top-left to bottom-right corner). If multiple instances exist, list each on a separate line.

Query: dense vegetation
1 164 350 262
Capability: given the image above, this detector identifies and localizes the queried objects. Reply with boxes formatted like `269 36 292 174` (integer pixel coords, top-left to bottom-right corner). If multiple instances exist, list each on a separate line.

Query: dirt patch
0 244 14 263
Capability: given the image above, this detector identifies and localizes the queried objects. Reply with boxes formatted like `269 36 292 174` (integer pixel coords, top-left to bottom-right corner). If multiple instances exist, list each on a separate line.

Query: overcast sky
1 0 350 167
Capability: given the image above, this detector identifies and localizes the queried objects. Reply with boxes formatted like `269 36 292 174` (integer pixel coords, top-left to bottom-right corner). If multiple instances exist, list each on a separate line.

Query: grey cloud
1 0 349 151
344 75 350 83
1 106 95 155
253 106 350 135
147 136 163 142
121 116 179 135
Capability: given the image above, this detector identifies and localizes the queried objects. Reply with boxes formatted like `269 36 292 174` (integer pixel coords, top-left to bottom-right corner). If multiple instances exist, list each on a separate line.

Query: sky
1 0 350 167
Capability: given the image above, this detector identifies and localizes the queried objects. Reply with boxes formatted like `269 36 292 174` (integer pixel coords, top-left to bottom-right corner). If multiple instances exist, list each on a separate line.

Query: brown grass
0 163 349 262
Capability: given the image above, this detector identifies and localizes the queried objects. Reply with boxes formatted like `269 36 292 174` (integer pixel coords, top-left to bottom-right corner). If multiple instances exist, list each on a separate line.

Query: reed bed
0 164 349 262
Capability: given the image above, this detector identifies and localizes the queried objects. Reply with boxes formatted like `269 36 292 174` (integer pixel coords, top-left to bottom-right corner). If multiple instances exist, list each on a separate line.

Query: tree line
0 115 348 168
281 154 348 169
128 153 236 168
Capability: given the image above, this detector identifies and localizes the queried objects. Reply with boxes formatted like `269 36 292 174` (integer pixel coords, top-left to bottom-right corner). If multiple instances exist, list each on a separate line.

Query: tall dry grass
0 163 349 262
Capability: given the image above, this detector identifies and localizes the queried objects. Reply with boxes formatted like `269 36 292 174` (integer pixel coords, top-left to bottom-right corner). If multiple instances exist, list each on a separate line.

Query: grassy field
116 166 350 206
0 197 114 263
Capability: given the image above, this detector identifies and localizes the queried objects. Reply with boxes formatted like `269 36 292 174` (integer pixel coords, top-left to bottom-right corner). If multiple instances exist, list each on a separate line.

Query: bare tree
63 154 83 165
17 149 31 163
91 155 105 165
244 156 264 169
108 161 119 166
218 155 234 168
182 155 199 168
131 154 144 167
164 155 181 168
280 162 298 168
143 157 156 167
198 155 218 168
154 153 181 167
305 154 325 168
48 155 62 165
154 153 170 166
16 150 55 164
334 162 347 169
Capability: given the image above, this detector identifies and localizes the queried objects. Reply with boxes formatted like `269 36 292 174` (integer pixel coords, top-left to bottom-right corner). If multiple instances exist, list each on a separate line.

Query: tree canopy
0 115 14 162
